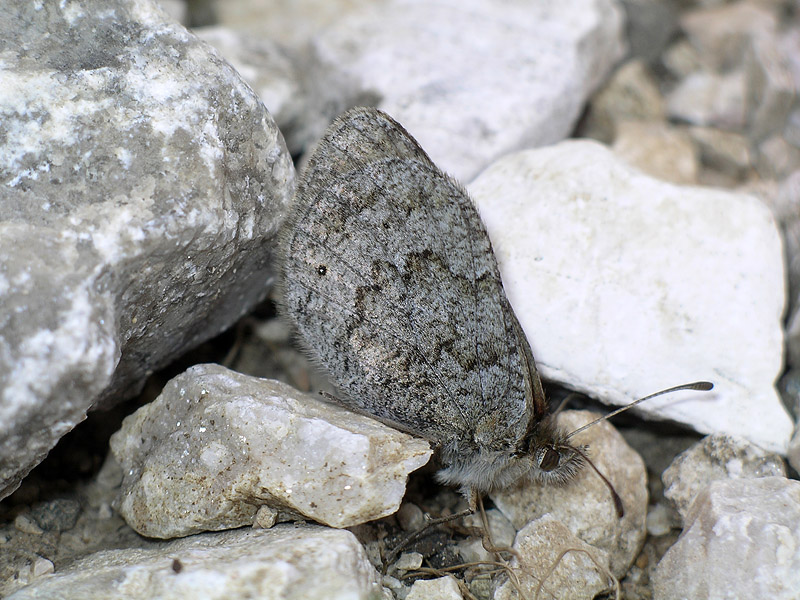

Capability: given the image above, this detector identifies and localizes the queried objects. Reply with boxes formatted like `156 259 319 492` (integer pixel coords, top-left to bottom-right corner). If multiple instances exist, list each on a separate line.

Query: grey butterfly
278 106 710 511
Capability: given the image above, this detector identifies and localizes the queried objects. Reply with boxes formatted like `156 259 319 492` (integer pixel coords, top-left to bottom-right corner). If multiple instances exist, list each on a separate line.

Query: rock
652 477 800 600
494 516 615 600
680 0 779 72
788 426 800 474
492 411 647 577
28 499 82 533
307 0 626 180
662 39 703 80
756 134 800 180
745 35 796 142
0 0 294 501
619 0 679 64
666 69 747 130
192 26 304 152
662 433 786 524
612 121 699 184
581 59 667 144
455 508 516 564
407 575 463 600
214 0 376 50
687 126 752 180
110 364 432 537
469 140 790 454
7 525 383 600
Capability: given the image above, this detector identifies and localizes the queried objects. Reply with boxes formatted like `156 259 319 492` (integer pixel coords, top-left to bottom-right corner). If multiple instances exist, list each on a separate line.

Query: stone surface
0 0 294 501
494 516 615 600
581 59 666 144
469 140 790 454
406 575 462 600
307 0 626 180
745 35 796 143
687 125 752 180
455 508 516 565
619 0 679 64
492 411 648 577
193 26 304 152
680 0 779 71
612 121 699 184
7 525 383 600
666 69 747 130
110 364 432 537
652 477 800 600
662 433 787 524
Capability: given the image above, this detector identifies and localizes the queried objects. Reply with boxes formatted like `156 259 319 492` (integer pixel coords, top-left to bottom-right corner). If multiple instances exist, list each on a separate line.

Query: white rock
308 0 626 181
491 411 647 577
469 140 790 454
652 477 800 600
7 525 383 600
666 69 747 130
494 516 614 600
110 364 432 537
662 433 787 524
407 575 463 600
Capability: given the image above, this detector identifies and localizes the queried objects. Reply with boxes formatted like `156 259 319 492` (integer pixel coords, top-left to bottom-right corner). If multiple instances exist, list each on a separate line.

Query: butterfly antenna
566 381 713 441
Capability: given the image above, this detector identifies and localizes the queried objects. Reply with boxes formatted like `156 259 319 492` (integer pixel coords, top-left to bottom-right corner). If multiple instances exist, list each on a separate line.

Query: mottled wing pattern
280 107 542 448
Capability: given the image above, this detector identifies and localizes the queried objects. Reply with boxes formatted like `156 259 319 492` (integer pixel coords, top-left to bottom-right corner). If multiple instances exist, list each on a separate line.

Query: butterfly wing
280 107 542 450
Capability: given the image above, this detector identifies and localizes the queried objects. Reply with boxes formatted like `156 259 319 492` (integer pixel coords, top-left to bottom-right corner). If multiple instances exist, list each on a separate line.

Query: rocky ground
1 0 799 598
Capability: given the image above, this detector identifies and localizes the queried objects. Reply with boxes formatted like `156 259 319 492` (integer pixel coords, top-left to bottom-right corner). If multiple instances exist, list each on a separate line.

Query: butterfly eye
538 447 561 472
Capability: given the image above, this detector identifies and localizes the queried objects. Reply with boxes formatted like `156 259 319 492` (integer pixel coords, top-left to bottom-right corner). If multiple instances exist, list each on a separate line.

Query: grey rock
110 364 432 537
619 0 679 64
7 525 383 600
28 499 81 533
662 433 786 525
745 35 796 143
652 477 800 600
407 575 463 600
0 0 294 500
687 125 752 180
307 0 626 180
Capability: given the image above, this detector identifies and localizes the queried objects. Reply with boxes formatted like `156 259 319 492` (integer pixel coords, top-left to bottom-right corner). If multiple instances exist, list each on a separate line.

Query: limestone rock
7 525 383 600
469 140 790 454
652 477 800 600
110 364 432 537
0 0 294 500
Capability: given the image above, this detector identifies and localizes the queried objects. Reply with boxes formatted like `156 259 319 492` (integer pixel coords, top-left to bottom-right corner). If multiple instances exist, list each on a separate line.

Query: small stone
393 552 423 572
494 516 614 600
756 134 800 180
395 503 425 532
110 364 432 537
687 126 751 180
456 508 516 564
645 503 677 537
14 515 43 536
252 506 278 530
406 575 463 600
680 0 779 71
31 557 54 578
612 121 698 184
663 433 787 524
582 59 666 144
666 69 747 130
745 35 796 142
653 477 800 600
